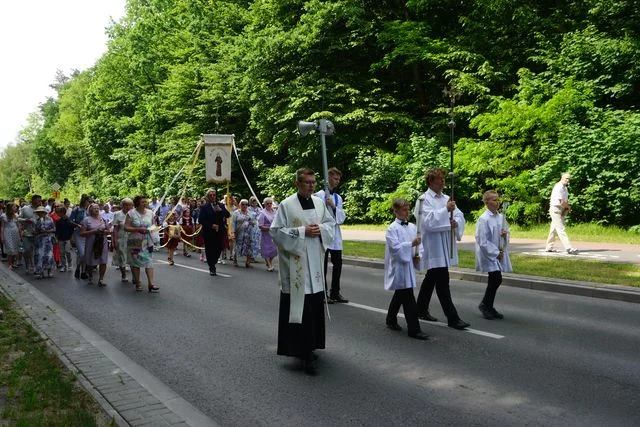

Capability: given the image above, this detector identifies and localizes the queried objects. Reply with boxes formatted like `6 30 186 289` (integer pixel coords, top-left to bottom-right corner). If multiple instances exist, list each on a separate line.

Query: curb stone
343 256 640 304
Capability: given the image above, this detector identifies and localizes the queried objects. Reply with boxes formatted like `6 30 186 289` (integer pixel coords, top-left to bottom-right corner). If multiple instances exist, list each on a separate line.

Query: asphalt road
16 254 640 426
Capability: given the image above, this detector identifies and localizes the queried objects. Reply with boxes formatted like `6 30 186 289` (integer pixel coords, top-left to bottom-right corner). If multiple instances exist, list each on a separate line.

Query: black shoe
210 269 216 276
330 294 349 303
479 303 495 320
386 322 403 331
448 319 471 330
74 269 80 279
408 331 429 340
418 312 438 322
80 272 88 280
490 307 504 319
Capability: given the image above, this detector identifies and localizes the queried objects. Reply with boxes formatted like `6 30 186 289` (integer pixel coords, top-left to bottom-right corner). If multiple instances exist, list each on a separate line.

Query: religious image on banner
203 134 234 183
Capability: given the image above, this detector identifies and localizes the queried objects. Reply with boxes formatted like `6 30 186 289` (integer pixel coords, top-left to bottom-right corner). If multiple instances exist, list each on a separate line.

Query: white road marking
346 302 505 339
156 260 232 278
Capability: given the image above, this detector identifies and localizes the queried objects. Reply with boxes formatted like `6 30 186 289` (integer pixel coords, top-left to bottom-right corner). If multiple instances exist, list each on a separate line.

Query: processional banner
203 134 234 183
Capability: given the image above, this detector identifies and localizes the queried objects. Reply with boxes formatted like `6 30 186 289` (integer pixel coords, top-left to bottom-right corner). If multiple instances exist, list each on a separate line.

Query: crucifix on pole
443 85 461 257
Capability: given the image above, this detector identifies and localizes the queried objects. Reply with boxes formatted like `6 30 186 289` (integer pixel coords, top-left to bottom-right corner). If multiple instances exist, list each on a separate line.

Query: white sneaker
567 248 579 255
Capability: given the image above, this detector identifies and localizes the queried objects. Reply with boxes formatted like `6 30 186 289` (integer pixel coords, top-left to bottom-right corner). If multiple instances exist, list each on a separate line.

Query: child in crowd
163 212 180 265
180 208 194 257
475 190 512 320
383 198 428 340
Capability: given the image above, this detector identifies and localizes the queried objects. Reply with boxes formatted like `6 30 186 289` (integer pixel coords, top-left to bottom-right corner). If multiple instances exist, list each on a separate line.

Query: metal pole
320 132 330 195
443 85 460 259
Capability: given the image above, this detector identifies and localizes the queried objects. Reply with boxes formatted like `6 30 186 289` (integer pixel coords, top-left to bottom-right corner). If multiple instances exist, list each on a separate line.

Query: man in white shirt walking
545 173 578 254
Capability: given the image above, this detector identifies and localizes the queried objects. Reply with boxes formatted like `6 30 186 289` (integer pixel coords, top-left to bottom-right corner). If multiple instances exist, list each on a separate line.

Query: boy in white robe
475 190 513 320
270 168 335 375
384 199 428 340
413 168 471 330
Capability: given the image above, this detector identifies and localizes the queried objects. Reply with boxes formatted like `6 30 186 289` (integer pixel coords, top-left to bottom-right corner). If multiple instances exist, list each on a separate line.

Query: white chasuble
270 193 335 323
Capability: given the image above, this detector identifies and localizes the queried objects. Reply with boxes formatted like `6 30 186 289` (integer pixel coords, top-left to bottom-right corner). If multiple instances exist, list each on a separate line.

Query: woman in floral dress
125 195 159 292
248 196 262 261
33 206 56 278
231 199 257 268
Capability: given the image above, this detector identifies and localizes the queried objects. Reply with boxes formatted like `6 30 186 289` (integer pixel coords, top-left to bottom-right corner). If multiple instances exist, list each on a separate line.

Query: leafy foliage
1 0 638 228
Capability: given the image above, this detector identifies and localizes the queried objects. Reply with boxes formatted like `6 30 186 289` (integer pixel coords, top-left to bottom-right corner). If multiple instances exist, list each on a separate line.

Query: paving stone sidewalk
0 266 217 427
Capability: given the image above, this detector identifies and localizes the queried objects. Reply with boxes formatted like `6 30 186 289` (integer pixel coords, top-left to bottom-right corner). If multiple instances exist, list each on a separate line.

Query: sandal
135 284 143 292
98 281 106 287
148 284 160 293
183 252 191 257
168 259 174 265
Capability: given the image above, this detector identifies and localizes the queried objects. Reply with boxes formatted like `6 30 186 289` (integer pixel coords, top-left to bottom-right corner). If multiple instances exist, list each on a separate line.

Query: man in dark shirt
198 189 230 276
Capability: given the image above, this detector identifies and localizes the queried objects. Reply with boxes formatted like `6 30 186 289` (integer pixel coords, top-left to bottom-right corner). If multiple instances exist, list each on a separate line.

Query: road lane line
156 260 233 278
346 302 505 339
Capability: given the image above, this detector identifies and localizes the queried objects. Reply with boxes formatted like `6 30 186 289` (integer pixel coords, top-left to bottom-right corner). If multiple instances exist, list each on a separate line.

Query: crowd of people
0 191 282 289
1 168 573 377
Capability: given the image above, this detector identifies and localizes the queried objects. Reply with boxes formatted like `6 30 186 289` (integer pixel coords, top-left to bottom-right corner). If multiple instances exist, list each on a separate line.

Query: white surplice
270 193 335 323
314 189 346 250
413 189 465 270
384 219 422 291
475 209 513 273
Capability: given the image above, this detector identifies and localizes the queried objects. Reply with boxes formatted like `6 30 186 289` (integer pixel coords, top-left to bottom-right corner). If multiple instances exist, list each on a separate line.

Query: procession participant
270 168 335 375
80 203 110 287
545 173 578 255
384 199 428 340
0 199 6 259
124 195 159 292
69 194 91 279
314 167 348 304
231 199 258 268
1 203 21 270
49 204 62 268
149 196 160 214
54 205 74 272
112 198 133 283
258 197 278 271
413 168 470 330
18 194 41 274
180 208 195 257
163 212 180 265
198 189 230 276
33 206 55 279
248 196 262 261
475 190 512 320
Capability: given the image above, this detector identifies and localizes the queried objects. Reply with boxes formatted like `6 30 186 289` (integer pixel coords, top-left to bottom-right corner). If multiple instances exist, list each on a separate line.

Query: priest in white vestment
413 168 471 330
270 168 335 374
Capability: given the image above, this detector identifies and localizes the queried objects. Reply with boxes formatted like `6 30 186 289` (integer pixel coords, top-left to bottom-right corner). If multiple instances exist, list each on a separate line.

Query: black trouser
481 271 502 308
323 249 343 297
386 288 421 334
416 267 460 322
204 238 223 272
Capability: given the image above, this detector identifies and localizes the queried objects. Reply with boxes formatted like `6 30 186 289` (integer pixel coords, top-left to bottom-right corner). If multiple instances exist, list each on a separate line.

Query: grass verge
343 241 640 288
342 223 640 244
0 293 112 426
